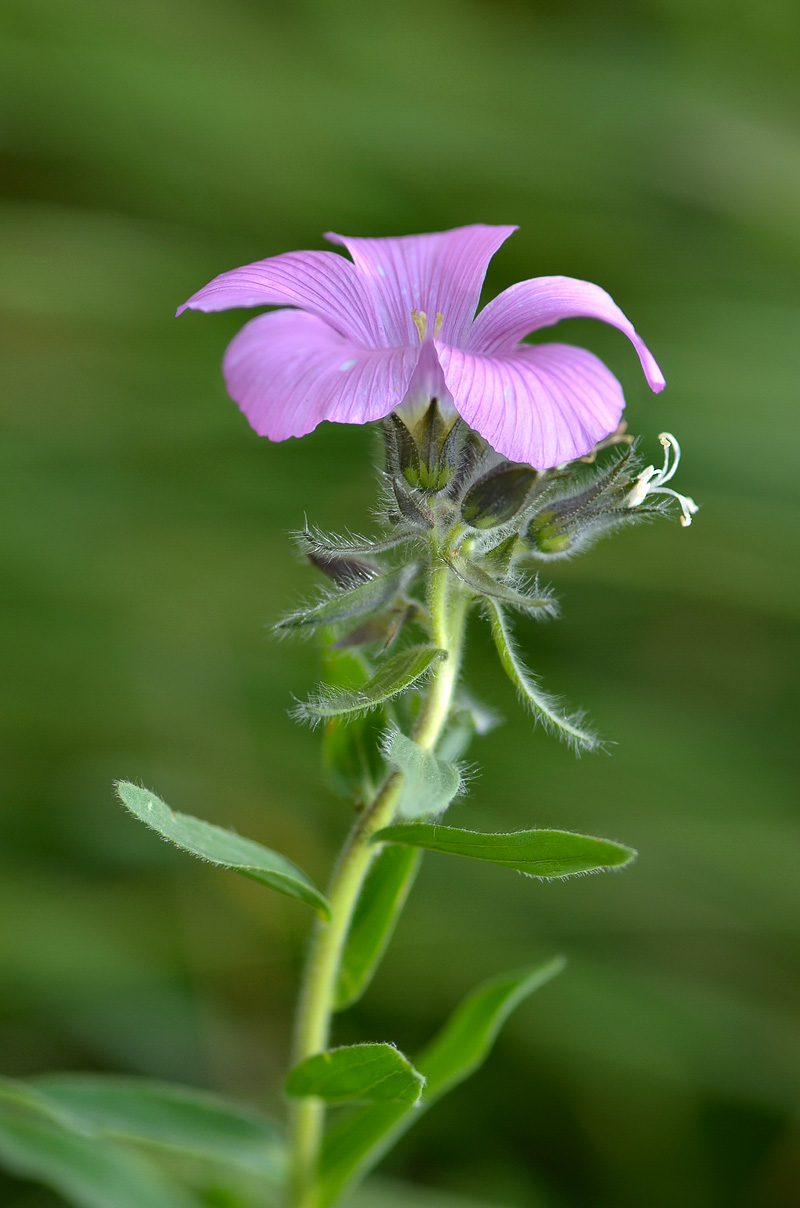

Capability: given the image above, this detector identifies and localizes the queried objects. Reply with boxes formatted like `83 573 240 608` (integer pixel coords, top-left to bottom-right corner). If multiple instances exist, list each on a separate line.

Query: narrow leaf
115 782 330 918
0 1079 199 1208
334 844 421 1011
295 645 446 725
384 731 461 819
285 1045 424 1106
486 600 599 751
446 555 557 618
317 959 565 1208
29 1075 285 1180
373 823 636 879
275 564 420 631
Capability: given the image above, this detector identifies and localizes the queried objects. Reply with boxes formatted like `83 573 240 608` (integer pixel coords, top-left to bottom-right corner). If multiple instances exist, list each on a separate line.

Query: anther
412 309 428 341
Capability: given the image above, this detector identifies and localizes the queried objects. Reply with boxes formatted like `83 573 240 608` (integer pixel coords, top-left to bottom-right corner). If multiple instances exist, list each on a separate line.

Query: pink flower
177 225 664 470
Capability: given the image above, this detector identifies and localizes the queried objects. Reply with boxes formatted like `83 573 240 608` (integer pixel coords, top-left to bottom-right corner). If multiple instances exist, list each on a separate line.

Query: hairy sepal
445 554 558 619
294 645 447 725
485 601 600 753
275 564 421 633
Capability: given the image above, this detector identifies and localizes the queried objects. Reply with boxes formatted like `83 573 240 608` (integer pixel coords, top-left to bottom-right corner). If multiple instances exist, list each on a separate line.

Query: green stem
286 545 468 1208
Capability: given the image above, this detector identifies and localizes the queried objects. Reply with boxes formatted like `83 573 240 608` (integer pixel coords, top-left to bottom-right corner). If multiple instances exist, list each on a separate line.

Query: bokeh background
2 0 799 1205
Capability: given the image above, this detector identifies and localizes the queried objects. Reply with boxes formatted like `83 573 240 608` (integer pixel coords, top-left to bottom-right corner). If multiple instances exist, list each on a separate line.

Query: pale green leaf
385 730 461 819
334 844 421 1012
115 782 330 918
0 1079 199 1208
30 1075 285 1180
285 1045 425 1106
295 645 446 724
317 960 565 1207
373 823 636 878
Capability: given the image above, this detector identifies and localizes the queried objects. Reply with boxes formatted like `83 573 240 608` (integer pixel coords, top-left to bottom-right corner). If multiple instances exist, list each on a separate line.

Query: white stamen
625 432 699 527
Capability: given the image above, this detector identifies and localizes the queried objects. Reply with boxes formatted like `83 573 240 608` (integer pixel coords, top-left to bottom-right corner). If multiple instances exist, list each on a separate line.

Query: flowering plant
0 226 695 1208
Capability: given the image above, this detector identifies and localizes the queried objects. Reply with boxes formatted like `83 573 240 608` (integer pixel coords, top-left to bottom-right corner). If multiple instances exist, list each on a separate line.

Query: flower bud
460 463 539 529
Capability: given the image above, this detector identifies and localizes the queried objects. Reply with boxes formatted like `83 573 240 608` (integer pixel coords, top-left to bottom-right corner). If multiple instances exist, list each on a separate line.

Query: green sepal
373 822 637 878
295 645 446 725
486 600 600 752
445 555 557 619
0 1077 200 1208
384 730 461 819
115 782 330 918
275 564 420 631
316 959 565 1208
27 1075 285 1180
306 549 379 588
296 523 414 560
285 1045 425 1106
391 476 435 530
334 844 421 1012
460 464 539 528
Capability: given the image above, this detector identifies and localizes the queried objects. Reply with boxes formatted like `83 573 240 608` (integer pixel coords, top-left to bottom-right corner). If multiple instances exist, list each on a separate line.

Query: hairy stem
287 544 468 1208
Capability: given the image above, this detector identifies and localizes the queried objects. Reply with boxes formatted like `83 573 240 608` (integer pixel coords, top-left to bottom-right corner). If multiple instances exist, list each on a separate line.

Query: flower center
411 309 444 342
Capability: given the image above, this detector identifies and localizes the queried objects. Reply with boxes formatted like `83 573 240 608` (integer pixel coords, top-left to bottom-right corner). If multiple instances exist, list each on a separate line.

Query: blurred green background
1 0 799 1205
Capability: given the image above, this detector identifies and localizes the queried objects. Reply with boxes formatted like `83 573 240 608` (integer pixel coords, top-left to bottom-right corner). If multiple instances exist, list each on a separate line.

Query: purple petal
468 276 665 392
437 341 626 469
395 338 456 427
222 310 418 440
176 250 382 346
325 225 517 349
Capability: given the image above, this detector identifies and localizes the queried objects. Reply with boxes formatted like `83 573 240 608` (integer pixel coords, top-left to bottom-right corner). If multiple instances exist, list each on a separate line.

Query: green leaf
295 645 446 725
322 648 388 802
334 844 421 1011
317 960 565 1207
446 556 557 619
275 564 420 631
0 1079 199 1208
486 600 600 752
384 730 462 819
115 782 330 918
29 1075 285 1180
285 1045 425 1106
373 823 636 878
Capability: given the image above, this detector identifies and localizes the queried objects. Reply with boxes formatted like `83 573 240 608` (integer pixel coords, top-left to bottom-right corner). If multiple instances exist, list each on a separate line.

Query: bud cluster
382 403 681 567
279 406 695 779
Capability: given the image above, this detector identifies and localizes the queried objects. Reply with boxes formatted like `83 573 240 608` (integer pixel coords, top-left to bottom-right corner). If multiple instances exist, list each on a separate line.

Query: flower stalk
287 531 470 1208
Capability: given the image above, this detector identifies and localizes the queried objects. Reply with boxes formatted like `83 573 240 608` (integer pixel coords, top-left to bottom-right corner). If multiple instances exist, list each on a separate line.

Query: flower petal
176 250 382 345
468 276 665 392
395 338 457 427
222 310 418 440
325 225 517 348
437 341 626 469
